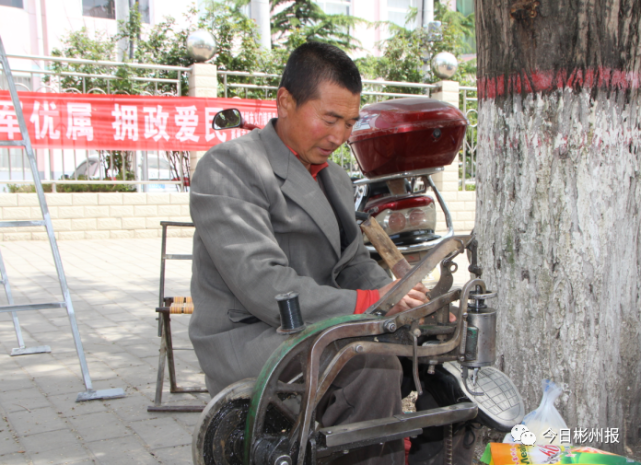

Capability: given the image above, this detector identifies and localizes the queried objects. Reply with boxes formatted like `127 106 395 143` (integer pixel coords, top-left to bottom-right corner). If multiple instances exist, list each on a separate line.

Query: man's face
276 80 361 167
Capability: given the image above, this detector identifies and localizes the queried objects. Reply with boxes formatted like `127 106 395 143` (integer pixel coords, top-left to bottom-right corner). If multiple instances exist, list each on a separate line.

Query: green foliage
356 0 477 98
330 143 359 174
49 28 117 93
6 184 52 193
270 0 365 51
7 177 136 193
205 0 285 99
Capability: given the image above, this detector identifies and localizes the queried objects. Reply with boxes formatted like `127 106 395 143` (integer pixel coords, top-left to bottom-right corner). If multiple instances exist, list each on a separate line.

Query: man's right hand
378 279 428 316
378 279 457 322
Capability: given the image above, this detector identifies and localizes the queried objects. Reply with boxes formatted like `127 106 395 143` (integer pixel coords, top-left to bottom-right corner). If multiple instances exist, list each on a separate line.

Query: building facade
0 0 465 65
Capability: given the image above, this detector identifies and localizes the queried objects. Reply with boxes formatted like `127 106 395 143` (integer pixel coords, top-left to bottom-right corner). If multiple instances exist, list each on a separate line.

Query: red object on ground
348 97 467 178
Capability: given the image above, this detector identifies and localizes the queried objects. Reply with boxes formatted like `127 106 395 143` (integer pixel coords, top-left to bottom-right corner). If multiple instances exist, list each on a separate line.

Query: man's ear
276 87 295 118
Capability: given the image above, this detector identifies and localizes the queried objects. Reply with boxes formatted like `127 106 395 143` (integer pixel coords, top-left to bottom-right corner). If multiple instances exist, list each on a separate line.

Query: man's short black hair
279 41 362 106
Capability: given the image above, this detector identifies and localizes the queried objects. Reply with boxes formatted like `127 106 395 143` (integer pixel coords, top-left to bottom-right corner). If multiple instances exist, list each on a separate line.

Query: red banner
0 91 277 151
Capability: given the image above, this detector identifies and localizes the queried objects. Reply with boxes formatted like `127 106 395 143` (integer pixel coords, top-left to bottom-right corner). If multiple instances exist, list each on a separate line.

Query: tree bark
474 0 641 452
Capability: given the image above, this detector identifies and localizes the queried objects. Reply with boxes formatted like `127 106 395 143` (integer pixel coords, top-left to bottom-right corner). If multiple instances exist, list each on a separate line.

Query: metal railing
0 54 191 193
0 149 187 193
3 54 190 95
218 70 438 101
460 85 478 191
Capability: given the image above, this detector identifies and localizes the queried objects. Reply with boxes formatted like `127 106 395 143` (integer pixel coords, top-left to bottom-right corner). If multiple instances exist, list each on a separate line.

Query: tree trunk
474 0 641 452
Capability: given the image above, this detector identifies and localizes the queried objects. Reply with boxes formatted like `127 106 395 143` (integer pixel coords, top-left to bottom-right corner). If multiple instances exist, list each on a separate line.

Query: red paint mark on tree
585 68 595 88
488 77 497 99
575 69 584 87
531 69 554 92
598 66 611 88
522 72 533 93
611 69 627 89
497 75 505 96
556 69 568 89
478 66 639 100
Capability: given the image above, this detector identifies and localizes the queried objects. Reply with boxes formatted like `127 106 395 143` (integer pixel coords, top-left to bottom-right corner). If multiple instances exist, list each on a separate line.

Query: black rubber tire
192 379 255 465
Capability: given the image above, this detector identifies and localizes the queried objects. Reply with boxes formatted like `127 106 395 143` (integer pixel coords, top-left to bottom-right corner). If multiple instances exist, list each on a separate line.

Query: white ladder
0 248 52 356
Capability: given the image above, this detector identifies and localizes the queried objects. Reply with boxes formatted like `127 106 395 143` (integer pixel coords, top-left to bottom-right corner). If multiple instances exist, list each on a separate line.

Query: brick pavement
0 236 472 464
0 237 205 464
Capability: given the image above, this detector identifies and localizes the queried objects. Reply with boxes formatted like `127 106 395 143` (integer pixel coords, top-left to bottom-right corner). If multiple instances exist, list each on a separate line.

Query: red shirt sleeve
354 289 381 314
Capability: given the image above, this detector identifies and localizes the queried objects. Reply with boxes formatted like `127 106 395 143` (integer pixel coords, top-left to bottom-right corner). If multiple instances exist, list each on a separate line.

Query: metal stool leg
148 312 206 413
152 314 169 407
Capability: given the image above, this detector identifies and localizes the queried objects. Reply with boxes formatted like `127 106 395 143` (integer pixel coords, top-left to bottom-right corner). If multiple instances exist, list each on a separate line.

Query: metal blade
366 235 471 315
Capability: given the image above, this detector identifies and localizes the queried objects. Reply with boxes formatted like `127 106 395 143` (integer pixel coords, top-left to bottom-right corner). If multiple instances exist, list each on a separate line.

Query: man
189 42 427 464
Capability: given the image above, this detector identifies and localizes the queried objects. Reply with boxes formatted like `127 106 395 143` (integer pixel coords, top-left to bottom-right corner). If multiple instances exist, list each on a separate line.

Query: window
0 0 24 7
138 0 150 24
456 0 474 16
82 0 149 22
388 0 416 29
83 0 115 19
316 0 350 16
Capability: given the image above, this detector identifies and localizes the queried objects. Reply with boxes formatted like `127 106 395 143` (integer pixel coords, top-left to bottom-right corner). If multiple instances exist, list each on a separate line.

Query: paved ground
0 237 474 465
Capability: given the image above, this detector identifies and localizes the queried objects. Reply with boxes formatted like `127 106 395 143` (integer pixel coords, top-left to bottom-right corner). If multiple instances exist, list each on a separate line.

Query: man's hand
378 279 457 322
378 279 428 316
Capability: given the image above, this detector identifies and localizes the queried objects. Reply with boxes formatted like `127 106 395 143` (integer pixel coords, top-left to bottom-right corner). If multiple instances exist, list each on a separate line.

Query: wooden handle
360 217 412 278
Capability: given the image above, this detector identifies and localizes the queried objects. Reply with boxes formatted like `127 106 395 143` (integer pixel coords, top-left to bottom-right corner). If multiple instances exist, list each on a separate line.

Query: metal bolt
343 450 350 454
427 364 436 375
355 344 364 353
326 430 332 434
412 328 421 337
384 321 397 332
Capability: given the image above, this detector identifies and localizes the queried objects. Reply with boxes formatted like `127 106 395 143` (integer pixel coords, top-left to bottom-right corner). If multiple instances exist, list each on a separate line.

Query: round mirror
213 109 243 130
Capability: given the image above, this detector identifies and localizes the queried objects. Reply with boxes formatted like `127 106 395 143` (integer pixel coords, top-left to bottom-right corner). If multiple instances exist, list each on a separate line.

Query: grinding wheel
192 379 255 465
192 378 297 465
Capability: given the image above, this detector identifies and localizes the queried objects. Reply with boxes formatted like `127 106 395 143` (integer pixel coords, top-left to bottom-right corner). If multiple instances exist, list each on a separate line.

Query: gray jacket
189 119 391 395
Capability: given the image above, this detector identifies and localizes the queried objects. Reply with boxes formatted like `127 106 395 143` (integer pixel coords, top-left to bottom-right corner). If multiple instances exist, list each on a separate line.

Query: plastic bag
504 380 568 445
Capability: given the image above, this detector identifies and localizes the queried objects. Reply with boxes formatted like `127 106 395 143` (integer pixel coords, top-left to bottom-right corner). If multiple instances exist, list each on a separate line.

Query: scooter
196 102 526 465
349 98 466 277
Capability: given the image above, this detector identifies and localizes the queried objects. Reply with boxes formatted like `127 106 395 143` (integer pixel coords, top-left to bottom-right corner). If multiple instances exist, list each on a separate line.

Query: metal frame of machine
192 235 523 465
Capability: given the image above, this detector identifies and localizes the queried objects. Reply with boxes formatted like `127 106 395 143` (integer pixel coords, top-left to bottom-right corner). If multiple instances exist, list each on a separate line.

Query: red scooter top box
348 98 467 178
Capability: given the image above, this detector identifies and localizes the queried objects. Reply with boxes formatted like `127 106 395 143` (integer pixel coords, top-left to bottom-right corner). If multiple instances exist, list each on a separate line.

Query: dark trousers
316 353 405 465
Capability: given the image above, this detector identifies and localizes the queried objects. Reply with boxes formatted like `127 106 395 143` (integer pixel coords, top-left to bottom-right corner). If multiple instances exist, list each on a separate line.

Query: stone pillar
188 63 218 176
430 80 460 193
250 0 272 50
430 80 462 233
116 0 130 61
